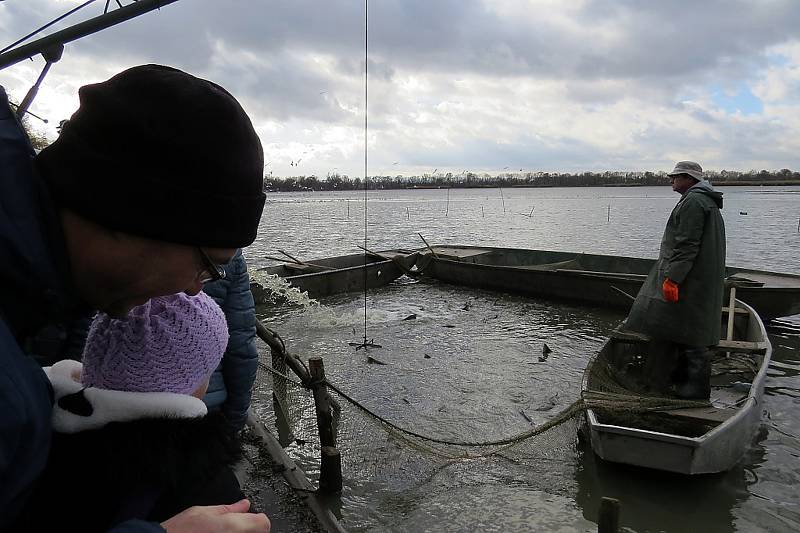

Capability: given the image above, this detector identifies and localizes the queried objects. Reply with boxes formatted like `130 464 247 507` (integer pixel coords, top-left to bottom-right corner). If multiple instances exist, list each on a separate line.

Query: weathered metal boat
581 298 771 474
417 245 800 319
250 249 419 301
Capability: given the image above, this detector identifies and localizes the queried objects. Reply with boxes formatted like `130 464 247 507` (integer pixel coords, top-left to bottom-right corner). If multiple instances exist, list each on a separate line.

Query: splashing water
249 269 364 328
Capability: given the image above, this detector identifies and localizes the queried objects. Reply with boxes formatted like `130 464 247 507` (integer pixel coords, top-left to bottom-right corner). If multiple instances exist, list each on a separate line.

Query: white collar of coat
45 359 208 434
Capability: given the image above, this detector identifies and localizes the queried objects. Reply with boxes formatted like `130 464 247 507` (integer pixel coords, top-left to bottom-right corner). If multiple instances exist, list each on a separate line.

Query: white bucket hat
668 161 704 181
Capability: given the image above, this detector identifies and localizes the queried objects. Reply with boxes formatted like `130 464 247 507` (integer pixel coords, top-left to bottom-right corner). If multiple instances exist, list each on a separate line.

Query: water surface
247 186 800 532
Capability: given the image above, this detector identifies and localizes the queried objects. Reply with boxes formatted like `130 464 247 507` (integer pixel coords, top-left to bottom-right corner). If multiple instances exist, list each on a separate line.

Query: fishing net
249 329 731 494
248 274 759 491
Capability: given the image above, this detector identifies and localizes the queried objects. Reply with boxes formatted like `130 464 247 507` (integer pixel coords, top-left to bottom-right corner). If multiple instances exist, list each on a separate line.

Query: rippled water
246 186 800 533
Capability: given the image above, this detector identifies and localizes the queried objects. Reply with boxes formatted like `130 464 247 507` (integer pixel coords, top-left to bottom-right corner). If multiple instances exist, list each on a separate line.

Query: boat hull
251 250 418 301
421 246 800 319
582 300 771 474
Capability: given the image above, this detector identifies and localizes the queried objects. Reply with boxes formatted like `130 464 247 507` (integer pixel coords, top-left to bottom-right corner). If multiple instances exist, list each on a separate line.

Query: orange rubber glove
662 278 679 302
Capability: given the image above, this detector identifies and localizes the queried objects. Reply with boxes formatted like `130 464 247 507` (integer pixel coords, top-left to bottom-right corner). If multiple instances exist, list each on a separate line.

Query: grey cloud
4 1 799 105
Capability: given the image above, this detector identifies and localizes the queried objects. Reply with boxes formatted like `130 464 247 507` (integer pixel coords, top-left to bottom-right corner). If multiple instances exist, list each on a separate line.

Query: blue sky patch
711 84 764 115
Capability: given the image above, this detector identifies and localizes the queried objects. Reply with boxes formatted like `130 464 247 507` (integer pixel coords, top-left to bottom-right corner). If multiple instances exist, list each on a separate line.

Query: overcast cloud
2 0 799 177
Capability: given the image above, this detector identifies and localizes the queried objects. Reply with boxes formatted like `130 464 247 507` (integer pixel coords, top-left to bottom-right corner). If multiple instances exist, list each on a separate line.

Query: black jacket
13 360 244 532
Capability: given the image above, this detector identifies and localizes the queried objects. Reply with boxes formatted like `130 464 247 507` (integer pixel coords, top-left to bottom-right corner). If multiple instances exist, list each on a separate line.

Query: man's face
100 244 236 318
670 174 696 194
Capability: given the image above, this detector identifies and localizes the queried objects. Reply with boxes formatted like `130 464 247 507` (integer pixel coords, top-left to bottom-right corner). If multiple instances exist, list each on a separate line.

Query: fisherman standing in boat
624 161 726 400
1 65 270 532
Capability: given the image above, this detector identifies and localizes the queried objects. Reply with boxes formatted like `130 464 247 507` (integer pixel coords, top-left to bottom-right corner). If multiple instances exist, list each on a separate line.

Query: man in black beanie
1 65 270 532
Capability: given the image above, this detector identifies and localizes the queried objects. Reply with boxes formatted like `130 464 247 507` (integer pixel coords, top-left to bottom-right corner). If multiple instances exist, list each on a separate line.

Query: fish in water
533 392 559 411
539 343 552 362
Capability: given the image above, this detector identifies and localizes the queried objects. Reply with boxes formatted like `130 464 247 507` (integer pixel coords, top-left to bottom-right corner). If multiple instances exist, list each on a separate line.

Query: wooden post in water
347 199 350 218
499 187 506 213
309 357 342 493
406 206 410 220
598 497 620 533
482 205 485 218
607 205 610 222
446 188 450 216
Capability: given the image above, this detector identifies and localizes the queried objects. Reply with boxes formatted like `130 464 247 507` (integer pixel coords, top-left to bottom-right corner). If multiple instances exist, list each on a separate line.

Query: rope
360 0 369 347
326 379 585 447
258 360 305 388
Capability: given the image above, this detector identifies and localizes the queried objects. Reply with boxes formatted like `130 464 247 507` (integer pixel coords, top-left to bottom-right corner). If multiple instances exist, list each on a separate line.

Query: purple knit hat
82 292 229 395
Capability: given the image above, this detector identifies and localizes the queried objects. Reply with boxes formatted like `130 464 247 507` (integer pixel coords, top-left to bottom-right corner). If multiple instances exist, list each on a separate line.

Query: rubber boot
675 347 711 400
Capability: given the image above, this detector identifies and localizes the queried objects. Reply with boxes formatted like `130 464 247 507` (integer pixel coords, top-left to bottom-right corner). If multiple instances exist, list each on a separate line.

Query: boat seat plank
721 306 748 315
610 330 651 343
661 406 738 424
283 263 325 274
610 332 766 354
432 248 493 261
713 340 767 354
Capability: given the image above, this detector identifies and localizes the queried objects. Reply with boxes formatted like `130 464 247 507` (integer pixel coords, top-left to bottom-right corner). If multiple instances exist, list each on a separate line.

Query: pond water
246 186 800 533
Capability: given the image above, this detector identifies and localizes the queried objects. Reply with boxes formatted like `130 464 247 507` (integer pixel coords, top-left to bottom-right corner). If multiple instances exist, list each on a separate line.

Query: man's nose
184 279 203 296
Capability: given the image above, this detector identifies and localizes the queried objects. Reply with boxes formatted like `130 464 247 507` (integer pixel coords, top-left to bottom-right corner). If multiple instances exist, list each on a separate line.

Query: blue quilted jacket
202 249 259 432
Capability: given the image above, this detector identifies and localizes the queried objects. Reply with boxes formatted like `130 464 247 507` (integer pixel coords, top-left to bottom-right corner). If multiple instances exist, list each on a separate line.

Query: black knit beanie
36 64 265 248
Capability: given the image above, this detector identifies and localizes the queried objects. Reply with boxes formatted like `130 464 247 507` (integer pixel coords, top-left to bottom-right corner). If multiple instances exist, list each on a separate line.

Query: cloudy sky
1 0 799 178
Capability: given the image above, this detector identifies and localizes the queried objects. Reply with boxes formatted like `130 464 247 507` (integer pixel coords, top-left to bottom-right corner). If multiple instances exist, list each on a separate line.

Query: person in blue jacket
202 249 260 433
1 65 269 532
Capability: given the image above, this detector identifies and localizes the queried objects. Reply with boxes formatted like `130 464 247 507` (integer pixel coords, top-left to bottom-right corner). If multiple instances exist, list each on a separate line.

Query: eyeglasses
196 247 226 283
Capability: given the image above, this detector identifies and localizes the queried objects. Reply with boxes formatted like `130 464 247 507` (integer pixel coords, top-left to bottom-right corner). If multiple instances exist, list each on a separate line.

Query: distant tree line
264 169 800 192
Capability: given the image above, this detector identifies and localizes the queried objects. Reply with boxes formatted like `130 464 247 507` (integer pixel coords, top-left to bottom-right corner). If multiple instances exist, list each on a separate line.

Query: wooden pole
445 188 450 216
725 285 737 358
309 357 342 493
607 205 610 222
406 206 410 219
726 286 737 342
598 497 620 533
417 233 439 259
499 187 506 213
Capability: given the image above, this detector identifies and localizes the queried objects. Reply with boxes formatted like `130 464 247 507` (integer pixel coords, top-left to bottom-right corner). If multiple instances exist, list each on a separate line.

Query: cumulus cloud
1 0 799 176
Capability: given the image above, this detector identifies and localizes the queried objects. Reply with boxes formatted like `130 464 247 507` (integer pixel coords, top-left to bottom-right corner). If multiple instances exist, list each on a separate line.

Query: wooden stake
406 206 410 219
607 205 610 222
500 187 506 213
598 497 620 533
445 188 450 216
309 357 342 493
418 233 439 259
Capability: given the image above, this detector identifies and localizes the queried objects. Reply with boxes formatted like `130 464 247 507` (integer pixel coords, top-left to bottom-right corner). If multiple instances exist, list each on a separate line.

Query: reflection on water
247 186 800 532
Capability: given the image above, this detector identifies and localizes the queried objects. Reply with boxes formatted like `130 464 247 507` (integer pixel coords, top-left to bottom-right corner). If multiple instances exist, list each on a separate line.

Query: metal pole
0 0 182 70
15 44 63 119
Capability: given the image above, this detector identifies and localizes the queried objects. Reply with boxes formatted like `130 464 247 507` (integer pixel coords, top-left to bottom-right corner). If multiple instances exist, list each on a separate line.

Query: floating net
249 328 735 492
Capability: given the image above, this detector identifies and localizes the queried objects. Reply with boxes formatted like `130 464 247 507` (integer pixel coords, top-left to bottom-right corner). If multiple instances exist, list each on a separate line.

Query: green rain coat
625 181 726 346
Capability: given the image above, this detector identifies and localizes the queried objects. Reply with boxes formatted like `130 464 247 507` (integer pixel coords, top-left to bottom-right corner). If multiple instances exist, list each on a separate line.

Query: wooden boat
250 249 419 301
581 298 771 474
418 245 800 319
